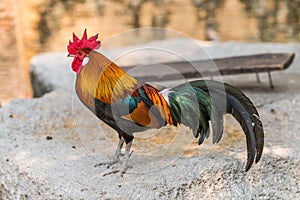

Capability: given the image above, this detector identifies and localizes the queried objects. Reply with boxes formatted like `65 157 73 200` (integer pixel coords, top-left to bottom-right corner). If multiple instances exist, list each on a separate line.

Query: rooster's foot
102 164 133 177
102 141 133 176
95 138 125 168
94 157 120 168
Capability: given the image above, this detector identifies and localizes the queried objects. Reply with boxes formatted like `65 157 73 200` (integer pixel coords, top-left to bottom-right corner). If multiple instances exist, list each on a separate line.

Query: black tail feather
189 80 264 171
226 94 256 171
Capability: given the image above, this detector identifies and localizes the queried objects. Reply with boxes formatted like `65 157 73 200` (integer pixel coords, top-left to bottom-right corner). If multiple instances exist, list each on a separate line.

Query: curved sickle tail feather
188 80 264 171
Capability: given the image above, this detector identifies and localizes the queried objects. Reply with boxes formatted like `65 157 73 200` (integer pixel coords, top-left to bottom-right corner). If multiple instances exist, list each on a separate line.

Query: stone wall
0 0 32 105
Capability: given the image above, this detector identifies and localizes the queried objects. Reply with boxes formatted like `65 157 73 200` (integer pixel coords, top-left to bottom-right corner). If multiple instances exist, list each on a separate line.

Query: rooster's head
67 29 101 74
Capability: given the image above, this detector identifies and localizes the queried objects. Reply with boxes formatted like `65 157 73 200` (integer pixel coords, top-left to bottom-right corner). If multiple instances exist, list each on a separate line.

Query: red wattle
72 57 83 74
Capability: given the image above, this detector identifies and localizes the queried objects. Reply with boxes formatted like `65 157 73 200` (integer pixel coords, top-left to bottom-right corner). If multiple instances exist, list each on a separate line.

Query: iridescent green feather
168 83 212 141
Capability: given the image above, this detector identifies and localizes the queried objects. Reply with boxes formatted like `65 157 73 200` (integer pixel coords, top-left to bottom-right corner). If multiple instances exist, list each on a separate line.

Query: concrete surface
1 39 300 199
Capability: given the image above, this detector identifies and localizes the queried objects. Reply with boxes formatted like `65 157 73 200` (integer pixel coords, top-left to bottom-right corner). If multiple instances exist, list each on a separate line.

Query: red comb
67 29 101 55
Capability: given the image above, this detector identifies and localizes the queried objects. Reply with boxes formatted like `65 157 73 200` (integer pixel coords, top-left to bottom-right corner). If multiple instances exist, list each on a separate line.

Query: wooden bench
122 53 295 89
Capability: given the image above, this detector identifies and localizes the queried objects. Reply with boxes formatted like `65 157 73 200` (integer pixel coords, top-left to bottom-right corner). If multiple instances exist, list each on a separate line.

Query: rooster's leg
95 137 124 167
101 140 133 176
113 137 125 159
121 141 133 175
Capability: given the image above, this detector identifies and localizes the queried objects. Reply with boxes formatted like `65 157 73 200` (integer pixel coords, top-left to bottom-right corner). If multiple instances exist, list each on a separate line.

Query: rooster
67 30 264 174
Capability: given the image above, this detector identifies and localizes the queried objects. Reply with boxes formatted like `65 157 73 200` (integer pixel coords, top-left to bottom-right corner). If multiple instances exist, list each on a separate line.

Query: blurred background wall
0 0 300 105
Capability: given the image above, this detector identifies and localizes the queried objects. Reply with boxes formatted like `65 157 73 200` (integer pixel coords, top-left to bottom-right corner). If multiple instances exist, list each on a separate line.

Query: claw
101 141 134 177
94 157 120 168
102 169 121 176
102 163 133 177
95 138 124 168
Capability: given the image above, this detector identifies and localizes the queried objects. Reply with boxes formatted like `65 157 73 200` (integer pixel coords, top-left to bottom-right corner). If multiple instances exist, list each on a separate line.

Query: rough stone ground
1 40 300 199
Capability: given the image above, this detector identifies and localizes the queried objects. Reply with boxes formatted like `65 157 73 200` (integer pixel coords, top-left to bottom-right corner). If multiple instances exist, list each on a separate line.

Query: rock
1 89 300 199
1 40 300 199
30 53 74 97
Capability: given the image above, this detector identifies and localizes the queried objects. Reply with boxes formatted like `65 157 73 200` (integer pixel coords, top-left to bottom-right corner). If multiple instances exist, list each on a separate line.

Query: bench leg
268 72 274 89
256 73 261 83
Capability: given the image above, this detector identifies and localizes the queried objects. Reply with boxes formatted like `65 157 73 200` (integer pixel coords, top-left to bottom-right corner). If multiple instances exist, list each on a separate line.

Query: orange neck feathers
77 51 139 105
75 50 173 127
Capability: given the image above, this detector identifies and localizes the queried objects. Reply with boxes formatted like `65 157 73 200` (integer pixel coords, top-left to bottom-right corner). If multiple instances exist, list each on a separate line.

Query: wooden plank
122 53 295 82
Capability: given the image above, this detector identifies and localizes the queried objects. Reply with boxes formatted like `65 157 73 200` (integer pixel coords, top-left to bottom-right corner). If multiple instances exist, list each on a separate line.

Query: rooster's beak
67 54 74 57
